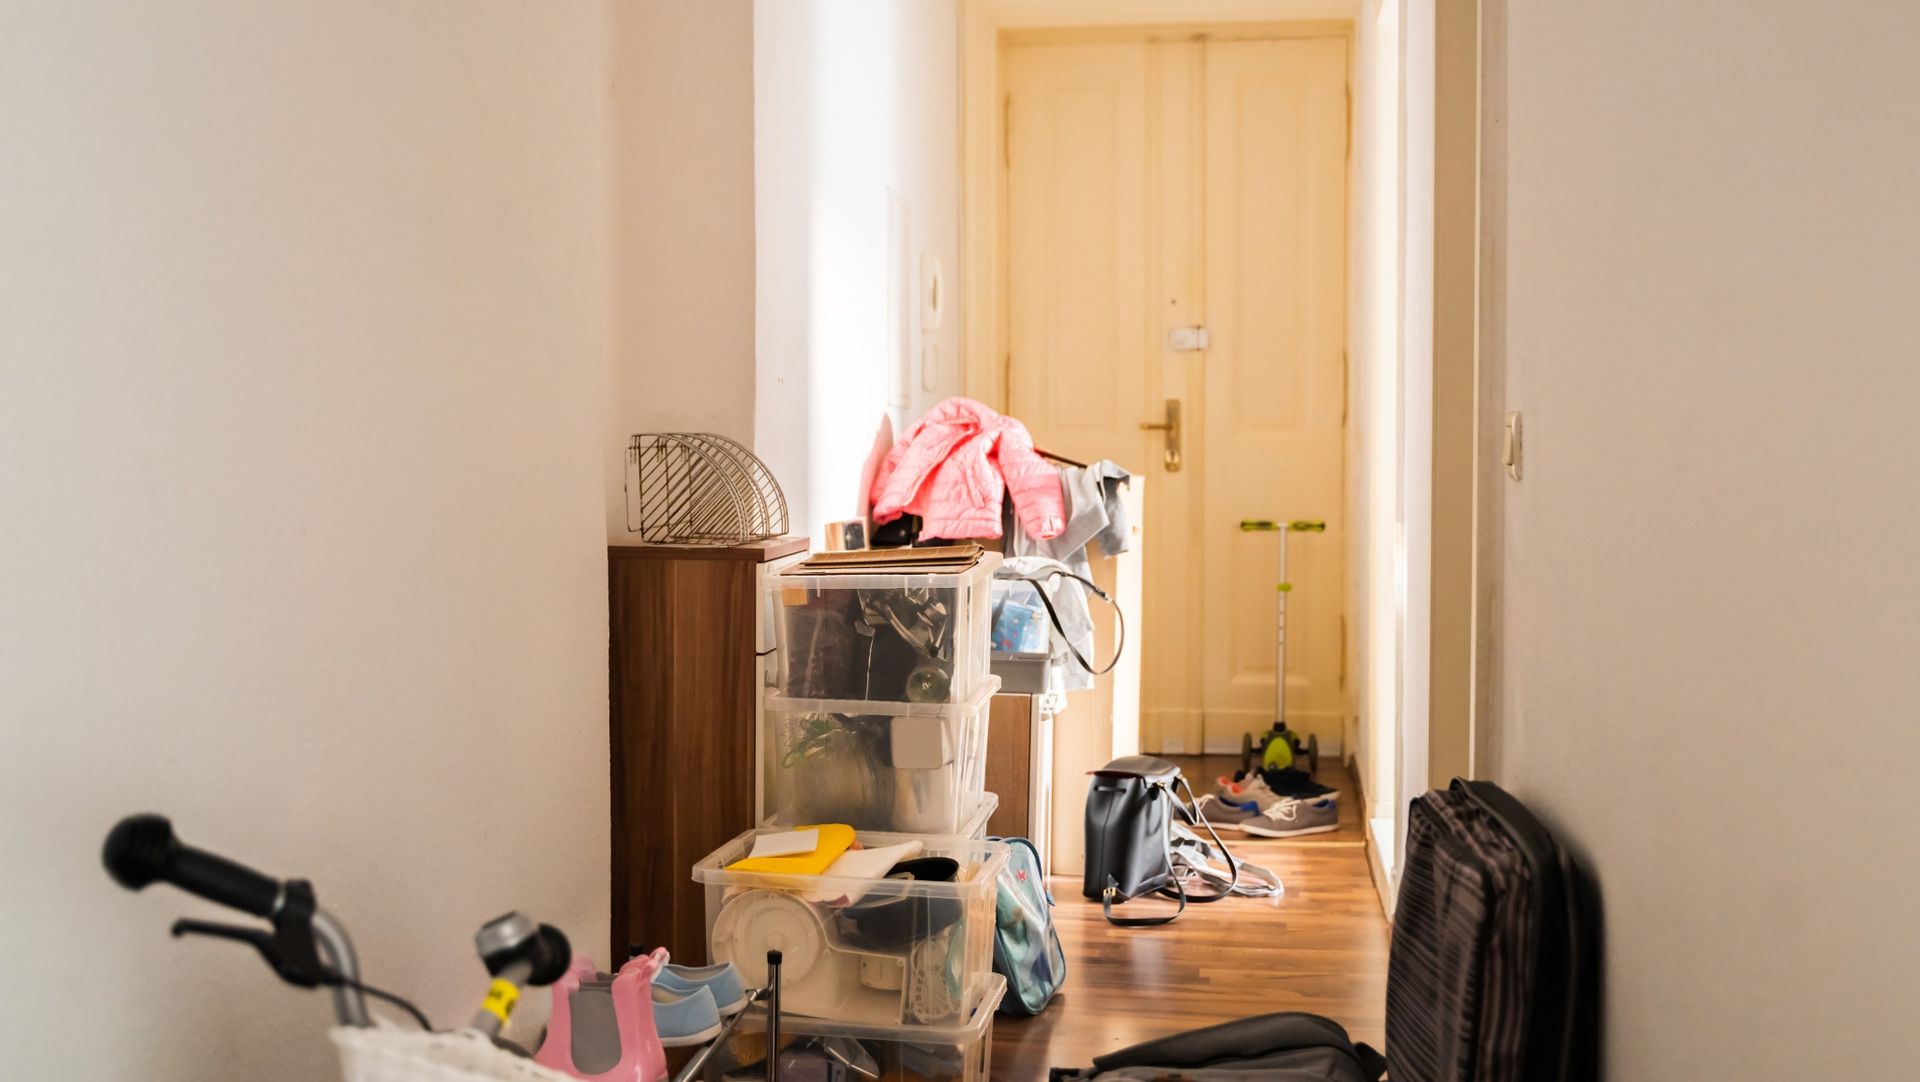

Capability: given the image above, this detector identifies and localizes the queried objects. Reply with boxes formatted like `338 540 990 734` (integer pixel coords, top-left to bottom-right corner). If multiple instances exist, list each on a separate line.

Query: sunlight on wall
603 0 755 541
755 0 962 539
1352 0 1405 854
0 4 611 1076
804 4 901 538
1396 0 1436 866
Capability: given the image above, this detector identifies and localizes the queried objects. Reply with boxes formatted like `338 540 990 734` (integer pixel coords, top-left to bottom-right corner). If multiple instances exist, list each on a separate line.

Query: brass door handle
1139 399 1182 471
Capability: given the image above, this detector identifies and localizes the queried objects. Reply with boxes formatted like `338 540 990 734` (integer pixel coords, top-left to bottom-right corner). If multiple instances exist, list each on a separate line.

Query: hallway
991 758 1389 1076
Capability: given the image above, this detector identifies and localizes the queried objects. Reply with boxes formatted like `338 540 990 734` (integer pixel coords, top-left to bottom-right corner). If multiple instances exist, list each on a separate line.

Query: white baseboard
1367 816 1398 919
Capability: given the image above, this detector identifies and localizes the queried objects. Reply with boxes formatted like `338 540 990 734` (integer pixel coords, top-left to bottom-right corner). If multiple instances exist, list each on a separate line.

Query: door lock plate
1168 326 1210 352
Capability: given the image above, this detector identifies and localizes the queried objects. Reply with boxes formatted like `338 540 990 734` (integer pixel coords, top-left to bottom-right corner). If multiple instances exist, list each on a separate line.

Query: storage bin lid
775 549 1002 592
725 974 1007 1045
761 792 999 837
955 791 998 838
764 675 1001 718
692 830 1010 899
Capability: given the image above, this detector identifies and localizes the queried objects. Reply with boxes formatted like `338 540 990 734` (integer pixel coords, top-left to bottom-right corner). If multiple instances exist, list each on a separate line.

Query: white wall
0 4 612 1078
754 0 963 540
604 0 758 541
1349 0 1395 844
1351 0 1428 890
1492 1 1920 1076
1393 0 1435 876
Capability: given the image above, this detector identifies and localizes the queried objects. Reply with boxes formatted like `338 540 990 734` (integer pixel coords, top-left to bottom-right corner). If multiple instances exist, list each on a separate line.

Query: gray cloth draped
1000 459 1132 693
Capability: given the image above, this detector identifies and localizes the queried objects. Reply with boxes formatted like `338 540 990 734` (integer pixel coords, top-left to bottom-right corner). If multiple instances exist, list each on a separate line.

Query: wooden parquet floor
989 756 1388 1078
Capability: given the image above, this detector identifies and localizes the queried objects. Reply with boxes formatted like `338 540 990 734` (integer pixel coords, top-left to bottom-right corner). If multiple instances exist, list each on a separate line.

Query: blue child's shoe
649 982 721 1047
654 960 749 1017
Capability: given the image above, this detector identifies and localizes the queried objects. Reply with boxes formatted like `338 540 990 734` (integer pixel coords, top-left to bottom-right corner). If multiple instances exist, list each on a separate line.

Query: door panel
1005 41 1204 754
1004 43 1151 463
1199 38 1349 752
1003 35 1348 756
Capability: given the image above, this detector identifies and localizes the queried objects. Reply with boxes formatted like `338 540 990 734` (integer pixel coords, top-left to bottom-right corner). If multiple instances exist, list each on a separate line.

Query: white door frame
959 0 1455 917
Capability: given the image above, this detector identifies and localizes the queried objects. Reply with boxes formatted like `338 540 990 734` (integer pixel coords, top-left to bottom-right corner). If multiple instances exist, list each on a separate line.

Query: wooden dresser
607 538 808 965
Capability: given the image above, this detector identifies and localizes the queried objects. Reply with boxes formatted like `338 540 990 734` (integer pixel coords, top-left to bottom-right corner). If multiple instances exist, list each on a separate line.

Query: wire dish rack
625 433 789 546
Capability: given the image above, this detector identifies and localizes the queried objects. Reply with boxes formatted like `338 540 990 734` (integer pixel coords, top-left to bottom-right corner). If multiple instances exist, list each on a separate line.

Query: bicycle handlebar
104 813 373 1026
104 814 284 918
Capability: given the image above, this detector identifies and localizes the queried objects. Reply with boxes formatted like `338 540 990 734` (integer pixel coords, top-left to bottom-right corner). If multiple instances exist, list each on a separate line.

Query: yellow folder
725 824 856 876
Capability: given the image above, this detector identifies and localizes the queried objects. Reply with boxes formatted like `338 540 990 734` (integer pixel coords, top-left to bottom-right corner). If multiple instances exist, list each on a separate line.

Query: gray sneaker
1240 795 1340 838
1213 774 1267 804
1191 793 1259 831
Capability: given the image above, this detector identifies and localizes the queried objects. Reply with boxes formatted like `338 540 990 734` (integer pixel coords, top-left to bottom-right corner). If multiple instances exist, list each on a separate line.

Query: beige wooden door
1003 42 1156 467
1198 38 1349 752
1003 35 1347 756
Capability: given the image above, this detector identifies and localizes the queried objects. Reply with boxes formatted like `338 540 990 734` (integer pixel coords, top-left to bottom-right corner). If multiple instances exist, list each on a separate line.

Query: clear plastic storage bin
761 678 999 835
770 554 999 704
765 793 999 840
692 830 1010 1029
685 974 1006 1082
954 792 997 840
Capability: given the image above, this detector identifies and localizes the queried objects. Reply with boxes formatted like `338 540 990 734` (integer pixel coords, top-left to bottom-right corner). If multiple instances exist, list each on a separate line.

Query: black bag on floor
1047 1013 1386 1081
1082 755 1236 926
1053 778 1597 1082
1384 779 1598 1082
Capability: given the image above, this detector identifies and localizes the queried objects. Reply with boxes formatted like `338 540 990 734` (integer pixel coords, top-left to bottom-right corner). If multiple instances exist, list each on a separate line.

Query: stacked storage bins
689 550 1009 1080
761 551 1002 836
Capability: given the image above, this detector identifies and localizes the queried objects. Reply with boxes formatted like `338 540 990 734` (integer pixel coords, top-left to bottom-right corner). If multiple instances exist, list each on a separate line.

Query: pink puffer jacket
871 397 1066 541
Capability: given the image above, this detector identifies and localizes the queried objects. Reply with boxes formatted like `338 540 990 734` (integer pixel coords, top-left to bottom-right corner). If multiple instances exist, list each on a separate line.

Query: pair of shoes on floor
1213 769 1338 807
1197 791 1341 838
648 959 748 1046
581 955 749 1047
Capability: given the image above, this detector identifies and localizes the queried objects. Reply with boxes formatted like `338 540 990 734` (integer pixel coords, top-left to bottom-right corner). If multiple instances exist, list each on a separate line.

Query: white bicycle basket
332 1028 573 1082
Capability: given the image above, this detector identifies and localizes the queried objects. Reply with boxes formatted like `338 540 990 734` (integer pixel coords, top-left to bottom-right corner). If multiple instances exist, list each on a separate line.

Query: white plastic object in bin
710 890 906 1026
693 829 1009 1030
889 715 950 769
749 829 820 860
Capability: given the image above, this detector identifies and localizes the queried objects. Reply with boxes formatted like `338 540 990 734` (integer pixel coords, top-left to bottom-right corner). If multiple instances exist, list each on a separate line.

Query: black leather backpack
1082 754 1236 926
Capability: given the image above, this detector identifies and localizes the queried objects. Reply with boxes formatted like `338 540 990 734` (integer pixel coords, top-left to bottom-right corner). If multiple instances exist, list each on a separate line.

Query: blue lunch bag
987 835 1067 1015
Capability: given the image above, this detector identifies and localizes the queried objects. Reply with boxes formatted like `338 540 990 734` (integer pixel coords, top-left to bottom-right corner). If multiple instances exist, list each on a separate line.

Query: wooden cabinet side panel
609 553 759 967
986 693 1034 839
664 558 758 965
609 557 670 962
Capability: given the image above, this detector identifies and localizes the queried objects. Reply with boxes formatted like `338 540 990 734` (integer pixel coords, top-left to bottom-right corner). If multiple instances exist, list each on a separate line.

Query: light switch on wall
920 253 944 393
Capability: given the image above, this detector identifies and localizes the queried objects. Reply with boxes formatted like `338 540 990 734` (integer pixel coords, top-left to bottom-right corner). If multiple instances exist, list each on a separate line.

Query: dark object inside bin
780 714 897 826
782 588 957 701
835 856 964 950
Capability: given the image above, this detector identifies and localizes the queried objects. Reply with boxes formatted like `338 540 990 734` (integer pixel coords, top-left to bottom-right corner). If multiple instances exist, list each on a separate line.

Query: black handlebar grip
103 814 283 918
526 924 573 987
